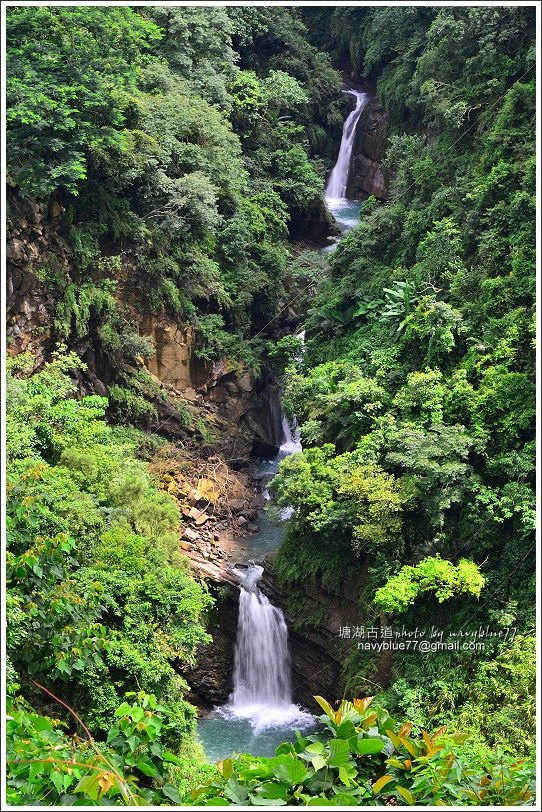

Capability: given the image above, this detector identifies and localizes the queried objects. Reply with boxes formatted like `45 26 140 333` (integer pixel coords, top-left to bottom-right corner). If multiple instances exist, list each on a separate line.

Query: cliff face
346 96 389 200
183 582 240 708
260 561 370 709
5 194 284 460
6 196 67 364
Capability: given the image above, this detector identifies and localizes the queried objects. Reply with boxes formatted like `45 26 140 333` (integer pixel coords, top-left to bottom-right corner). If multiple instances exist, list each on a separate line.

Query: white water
279 414 302 456
221 563 312 732
326 89 369 201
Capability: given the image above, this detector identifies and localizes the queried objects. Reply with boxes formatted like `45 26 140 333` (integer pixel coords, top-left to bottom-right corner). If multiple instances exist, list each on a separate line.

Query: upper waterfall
325 89 369 200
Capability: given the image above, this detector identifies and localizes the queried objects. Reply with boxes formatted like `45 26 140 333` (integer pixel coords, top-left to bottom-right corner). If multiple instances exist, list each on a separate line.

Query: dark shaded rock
288 196 340 245
259 558 371 711
346 96 389 201
182 582 239 708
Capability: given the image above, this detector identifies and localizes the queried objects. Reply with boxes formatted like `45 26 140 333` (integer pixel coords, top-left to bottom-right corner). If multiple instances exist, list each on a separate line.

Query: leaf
131 706 144 723
305 742 325 754
354 696 374 712
311 755 327 772
115 702 132 717
259 783 289 800
387 758 407 769
335 719 356 739
339 766 354 786
97 771 115 794
327 738 350 766
422 730 433 751
349 736 385 756
373 775 394 794
162 784 182 804
396 785 415 805
275 757 308 785
51 771 65 795
163 750 182 765
217 758 234 779
385 728 402 749
126 735 138 753
400 737 418 758
136 758 157 777
313 696 336 720
275 742 295 756
74 773 101 801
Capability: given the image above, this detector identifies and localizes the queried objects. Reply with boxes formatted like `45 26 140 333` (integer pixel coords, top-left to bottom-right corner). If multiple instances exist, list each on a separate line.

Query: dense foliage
7 690 216 806
6 6 341 379
197 696 534 806
5 4 536 807
272 4 536 762
6 353 213 794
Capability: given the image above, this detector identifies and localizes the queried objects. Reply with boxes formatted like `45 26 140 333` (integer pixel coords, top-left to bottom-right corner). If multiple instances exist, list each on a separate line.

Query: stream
197 87 365 762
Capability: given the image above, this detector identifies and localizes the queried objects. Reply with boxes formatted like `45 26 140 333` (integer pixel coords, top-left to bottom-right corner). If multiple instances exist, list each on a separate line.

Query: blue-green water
198 708 316 762
327 197 362 233
323 198 362 253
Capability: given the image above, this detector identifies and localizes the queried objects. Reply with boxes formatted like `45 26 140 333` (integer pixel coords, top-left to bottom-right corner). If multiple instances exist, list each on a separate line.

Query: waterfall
325 89 369 201
231 564 291 709
225 563 312 730
279 415 302 456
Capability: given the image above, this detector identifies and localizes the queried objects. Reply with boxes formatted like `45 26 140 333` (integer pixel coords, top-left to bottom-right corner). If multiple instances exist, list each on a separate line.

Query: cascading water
326 89 368 199
325 88 369 237
227 563 310 730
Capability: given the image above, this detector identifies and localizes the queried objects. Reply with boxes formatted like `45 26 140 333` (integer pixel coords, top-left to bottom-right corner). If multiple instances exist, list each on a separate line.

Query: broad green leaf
136 757 157 777
217 758 233 779
311 755 327 772
349 735 385 755
115 702 131 717
313 695 336 720
327 738 350 766
162 784 182 804
275 757 309 785
396 785 416 805
249 796 287 806
74 773 101 801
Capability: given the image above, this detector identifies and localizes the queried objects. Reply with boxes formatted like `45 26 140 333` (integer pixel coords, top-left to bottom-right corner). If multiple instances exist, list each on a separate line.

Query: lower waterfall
227 563 308 730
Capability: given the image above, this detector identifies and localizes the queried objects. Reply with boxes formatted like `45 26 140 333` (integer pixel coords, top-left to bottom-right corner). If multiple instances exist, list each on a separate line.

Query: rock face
6 194 67 364
139 316 203 392
260 560 369 710
346 96 389 201
183 582 239 708
205 362 284 460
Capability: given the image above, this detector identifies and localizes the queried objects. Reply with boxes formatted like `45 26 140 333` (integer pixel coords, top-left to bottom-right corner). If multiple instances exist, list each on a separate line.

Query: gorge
5 4 536 807
195 94 369 760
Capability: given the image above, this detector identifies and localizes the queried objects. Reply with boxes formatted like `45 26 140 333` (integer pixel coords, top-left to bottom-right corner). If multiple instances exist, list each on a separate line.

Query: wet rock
346 96 389 201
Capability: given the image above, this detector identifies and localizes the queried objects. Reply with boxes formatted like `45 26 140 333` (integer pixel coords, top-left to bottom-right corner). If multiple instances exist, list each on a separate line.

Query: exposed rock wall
346 96 389 200
183 582 239 708
6 195 67 363
260 561 369 710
